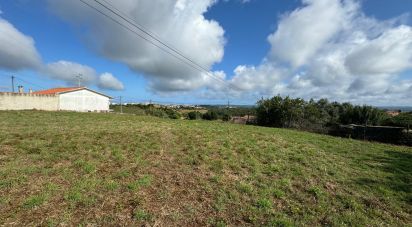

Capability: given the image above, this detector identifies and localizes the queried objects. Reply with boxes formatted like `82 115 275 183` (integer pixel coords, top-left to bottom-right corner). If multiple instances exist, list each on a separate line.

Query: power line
78 0 239 94
0 74 45 90
14 76 46 90
92 0 228 85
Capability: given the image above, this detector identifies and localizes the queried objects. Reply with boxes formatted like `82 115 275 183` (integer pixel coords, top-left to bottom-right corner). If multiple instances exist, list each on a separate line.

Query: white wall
59 89 110 112
0 93 59 111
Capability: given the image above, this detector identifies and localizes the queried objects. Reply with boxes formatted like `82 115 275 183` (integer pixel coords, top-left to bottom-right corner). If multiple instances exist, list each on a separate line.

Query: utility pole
11 76 15 92
119 96 123 114
76 74 83 87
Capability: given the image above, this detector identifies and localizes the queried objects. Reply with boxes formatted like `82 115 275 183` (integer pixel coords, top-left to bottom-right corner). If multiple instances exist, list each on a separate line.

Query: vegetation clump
202 110 219 120
256 95 387 131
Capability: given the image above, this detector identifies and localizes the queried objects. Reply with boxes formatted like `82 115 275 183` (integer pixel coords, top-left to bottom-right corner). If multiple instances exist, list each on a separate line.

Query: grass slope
0 111 411 226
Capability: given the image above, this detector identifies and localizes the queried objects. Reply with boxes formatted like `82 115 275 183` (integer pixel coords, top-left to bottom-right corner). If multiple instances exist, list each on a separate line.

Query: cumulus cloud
228 63 286 95
42 61 97 85
98 73 124 90
45 0 412 105
267 0 357 68
41 60 125 90
345 25 412 75
0 10 126 92
48 0 225 92
224 0 412 105
0 18 41 70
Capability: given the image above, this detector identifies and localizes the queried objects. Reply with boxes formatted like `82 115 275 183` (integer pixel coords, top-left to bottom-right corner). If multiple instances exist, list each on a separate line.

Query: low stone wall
0 93 59 111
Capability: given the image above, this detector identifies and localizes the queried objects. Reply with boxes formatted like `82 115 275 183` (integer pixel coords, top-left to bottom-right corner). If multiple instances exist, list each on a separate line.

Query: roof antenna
75 74 83 87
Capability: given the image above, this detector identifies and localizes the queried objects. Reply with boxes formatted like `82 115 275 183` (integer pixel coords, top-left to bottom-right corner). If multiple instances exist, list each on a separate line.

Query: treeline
187 106 255 121
256 95 388 132
199 105 256 117
186 110 230 121
111 104 181 119
111 104 256 121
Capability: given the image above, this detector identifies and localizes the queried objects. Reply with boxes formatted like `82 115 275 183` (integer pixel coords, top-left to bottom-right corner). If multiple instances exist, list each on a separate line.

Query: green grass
0 111 411 226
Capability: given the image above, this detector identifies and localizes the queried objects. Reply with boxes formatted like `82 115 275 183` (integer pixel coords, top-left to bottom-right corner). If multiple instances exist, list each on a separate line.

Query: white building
0 87 111 112
33 87 112 112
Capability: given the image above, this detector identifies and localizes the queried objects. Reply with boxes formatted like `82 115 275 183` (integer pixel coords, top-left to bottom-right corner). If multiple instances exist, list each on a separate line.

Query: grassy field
0 111 411 226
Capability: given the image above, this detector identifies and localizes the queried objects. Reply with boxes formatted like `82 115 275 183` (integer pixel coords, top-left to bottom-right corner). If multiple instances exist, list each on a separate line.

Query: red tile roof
33 87 84 95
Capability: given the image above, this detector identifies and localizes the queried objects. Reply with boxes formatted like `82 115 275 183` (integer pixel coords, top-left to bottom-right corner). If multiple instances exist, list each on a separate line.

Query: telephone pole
11 76 15 92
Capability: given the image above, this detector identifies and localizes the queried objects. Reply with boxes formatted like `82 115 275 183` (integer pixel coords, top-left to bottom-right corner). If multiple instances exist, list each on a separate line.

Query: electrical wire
78 0 241 96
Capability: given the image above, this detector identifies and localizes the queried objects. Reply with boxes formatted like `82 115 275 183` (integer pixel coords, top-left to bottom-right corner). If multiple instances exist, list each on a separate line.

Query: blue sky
0 0 411 105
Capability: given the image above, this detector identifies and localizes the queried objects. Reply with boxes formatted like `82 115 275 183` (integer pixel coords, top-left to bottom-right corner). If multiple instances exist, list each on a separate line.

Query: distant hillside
0 111 410 226
379 106 412 112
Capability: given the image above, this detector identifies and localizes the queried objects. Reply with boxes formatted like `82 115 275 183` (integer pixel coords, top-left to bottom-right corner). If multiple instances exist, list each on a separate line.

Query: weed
74 159 96 174
308 186 324 200
104 180 119 191
237 182 254 195
114 169 130 179
127 175 152 191
272 188 285 198
23 194 47 209
256 198 272 210
133 209 152 221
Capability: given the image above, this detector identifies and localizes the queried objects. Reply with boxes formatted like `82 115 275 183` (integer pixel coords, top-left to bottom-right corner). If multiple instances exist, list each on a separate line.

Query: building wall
59 89 110 112
0 93 59 111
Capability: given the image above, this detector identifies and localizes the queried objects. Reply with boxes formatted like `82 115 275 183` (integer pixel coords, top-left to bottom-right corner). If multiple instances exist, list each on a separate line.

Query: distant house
232 115 256 124
386 110 401 117
0 87 112 112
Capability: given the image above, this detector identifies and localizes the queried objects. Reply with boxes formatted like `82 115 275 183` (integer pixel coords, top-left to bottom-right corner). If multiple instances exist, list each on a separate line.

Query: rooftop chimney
18 85 24 94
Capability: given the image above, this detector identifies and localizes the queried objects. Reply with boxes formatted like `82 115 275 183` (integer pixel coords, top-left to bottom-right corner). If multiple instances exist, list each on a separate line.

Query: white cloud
0 18 41 70
46 0 412 105
225 0 412 105
345 25 412 75
0 12 124 91
267 0 357 68
229 63 286 94
42 61 97 85
48 0 225 93
42 60 124 90
98 73 124 90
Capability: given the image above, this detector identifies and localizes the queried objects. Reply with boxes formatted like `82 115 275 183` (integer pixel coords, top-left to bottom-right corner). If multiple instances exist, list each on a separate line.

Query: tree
202 111 218 120
187 111 200 120
222 113 231 121
256 95 386 131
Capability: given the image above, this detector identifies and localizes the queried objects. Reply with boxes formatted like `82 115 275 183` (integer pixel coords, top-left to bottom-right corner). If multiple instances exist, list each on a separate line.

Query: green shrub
203 111 218 120
187 111 201 120
222 114 231 121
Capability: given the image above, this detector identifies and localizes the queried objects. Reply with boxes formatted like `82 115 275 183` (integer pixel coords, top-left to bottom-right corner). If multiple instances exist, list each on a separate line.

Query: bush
164 108 181 119
383 113 412 128
187 111 201 120
222 114 231 122
202 111 218 120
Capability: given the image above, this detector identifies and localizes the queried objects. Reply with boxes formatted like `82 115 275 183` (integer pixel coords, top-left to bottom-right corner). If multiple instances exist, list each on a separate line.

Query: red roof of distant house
33 87 84 95
32 87 112 99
